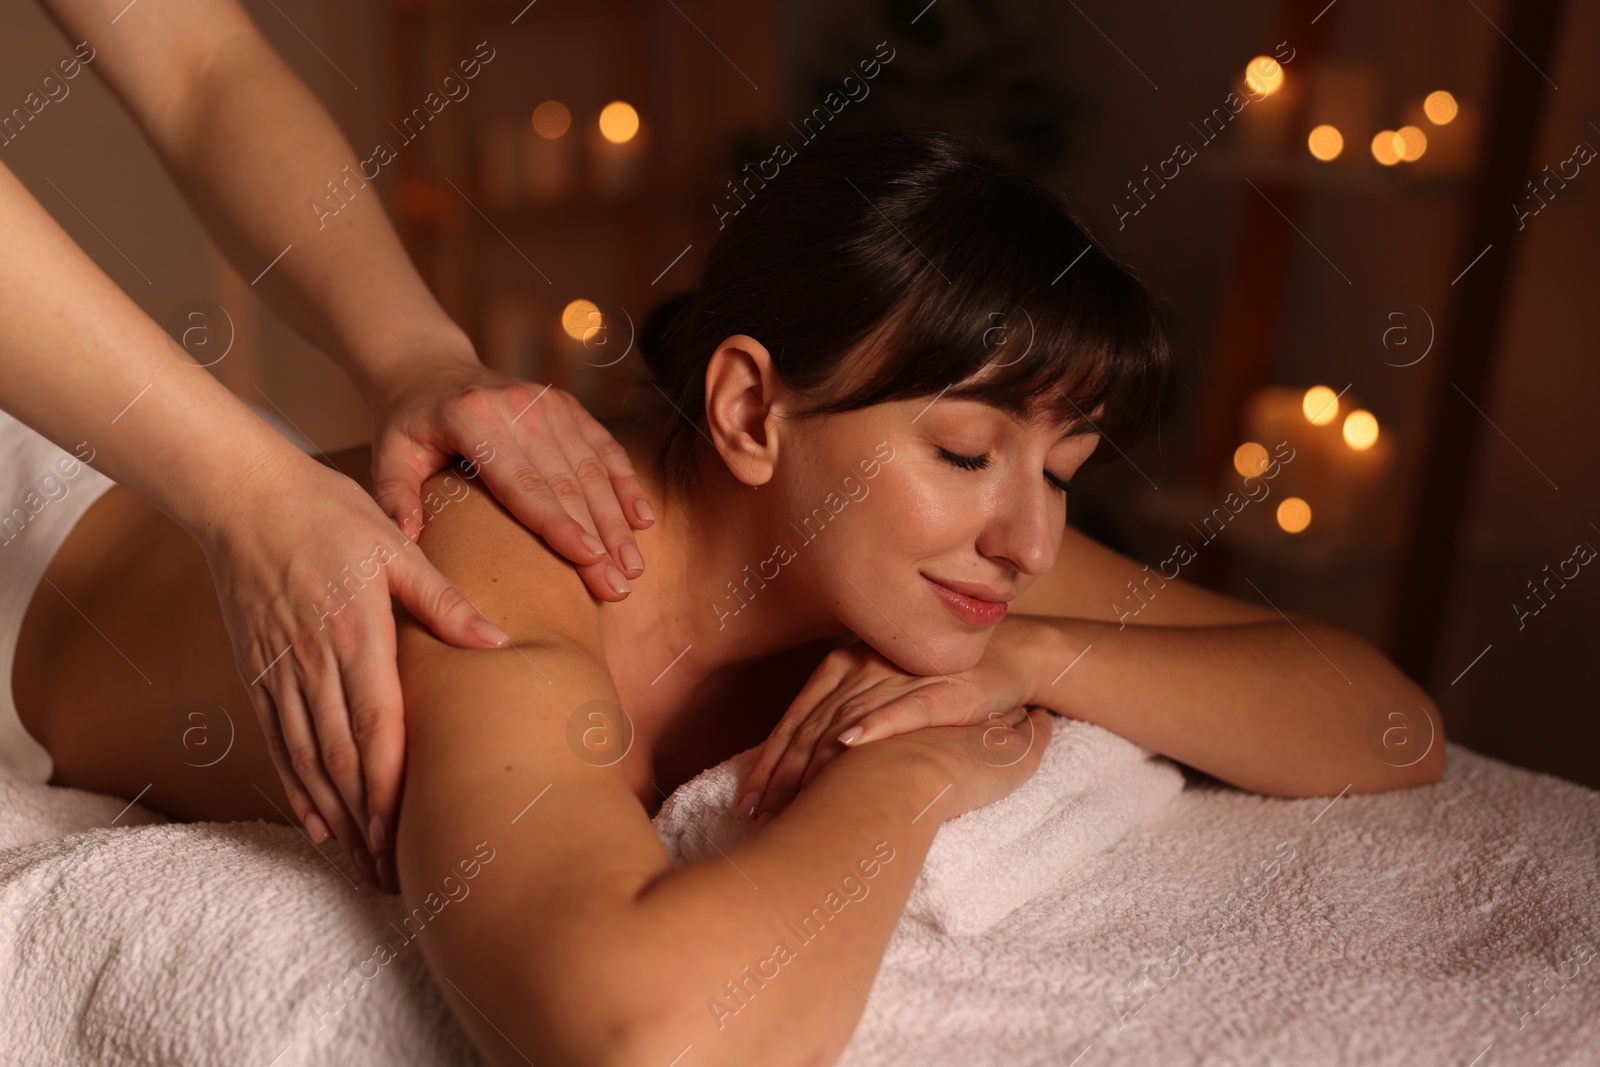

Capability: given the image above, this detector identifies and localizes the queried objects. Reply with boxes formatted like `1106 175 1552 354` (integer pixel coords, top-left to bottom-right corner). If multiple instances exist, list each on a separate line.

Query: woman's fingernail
635 497 655 523
581 532 607 558
739 791 761 819
368 815 387 853
619 542 644 575
471 618 509 647
606 565 632 596
838 726 864 746
755 811 773 829
305 812 331 844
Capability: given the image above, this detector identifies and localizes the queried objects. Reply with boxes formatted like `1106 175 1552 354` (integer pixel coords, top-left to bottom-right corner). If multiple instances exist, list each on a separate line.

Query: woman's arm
997 612 1444 796
739 521 1444 814
1002 522 1445 795
395 474 1039 1067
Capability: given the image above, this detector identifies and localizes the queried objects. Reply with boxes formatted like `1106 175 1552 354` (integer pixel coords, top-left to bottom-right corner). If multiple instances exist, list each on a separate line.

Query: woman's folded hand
737 633 1044 822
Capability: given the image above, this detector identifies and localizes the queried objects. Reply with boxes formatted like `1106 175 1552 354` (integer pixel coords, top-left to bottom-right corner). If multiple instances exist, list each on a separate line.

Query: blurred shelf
483 198 704 226
1130 481 1398 572
1195 149 1471 192
392 176 703 226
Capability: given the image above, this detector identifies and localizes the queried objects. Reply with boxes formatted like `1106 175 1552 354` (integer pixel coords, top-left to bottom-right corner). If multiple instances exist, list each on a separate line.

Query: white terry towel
0 788 477 1066
3 725 1598 1065
654 716 1186 935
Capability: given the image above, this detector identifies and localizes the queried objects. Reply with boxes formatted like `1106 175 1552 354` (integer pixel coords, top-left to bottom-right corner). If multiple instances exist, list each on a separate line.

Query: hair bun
638 289 697 389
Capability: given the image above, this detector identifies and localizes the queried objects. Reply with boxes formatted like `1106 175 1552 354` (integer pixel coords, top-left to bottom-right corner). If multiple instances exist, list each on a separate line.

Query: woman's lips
924 575 1009 627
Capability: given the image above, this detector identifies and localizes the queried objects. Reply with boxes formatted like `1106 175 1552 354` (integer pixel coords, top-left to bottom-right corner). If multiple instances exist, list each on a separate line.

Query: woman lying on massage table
13 127 1443 1067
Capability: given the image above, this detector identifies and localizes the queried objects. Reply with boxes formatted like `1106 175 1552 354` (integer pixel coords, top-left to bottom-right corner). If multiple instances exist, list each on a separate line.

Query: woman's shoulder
409 465 602 652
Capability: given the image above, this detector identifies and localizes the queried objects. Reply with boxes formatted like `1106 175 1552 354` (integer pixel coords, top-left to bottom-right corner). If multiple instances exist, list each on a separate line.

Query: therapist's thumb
370 449 429 543
389 553 510 650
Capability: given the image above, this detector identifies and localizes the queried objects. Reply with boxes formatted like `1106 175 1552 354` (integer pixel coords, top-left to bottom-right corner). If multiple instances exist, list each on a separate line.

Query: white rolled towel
652 716 1185 935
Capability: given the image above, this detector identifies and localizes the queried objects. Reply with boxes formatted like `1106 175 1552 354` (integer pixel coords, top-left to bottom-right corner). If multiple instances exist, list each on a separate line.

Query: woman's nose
975 484 1058 577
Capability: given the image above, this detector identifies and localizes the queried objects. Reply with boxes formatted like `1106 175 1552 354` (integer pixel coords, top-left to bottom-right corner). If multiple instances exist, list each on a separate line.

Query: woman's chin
873 629 991 677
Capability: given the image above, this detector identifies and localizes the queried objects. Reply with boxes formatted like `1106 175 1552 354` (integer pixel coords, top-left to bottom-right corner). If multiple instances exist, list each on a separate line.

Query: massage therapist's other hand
200 451 512 889
368 357 654 601
738 633 1042 822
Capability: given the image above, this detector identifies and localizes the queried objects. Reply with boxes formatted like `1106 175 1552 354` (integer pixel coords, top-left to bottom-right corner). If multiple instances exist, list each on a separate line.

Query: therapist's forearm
1003 614 1445 797
46 0 477 402
0 160 314 541
165 32 477 399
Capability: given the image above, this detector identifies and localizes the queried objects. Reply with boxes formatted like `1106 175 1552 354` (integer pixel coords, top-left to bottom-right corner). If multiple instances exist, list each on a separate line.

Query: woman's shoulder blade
411 466 602 651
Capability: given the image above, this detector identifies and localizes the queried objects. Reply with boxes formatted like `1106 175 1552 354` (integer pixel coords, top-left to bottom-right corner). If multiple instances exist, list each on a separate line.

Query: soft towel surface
655 717 1186 935
3 727 1597 1066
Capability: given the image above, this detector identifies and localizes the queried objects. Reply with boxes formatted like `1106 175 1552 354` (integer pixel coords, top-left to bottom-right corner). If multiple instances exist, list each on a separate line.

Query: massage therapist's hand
368 357 654 601
737 631 1042 822
200 451 511 889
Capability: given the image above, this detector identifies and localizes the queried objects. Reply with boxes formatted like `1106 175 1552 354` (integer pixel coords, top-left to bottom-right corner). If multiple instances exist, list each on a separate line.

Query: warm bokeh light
1307 124 1344 161
1371 130 1402 166
1302 385 1340 425
1277 497 1312 534
532 100 571 139
1244 56 1284 96
598 101 640 144
1343 410 1380 450
1424 90 1459 125
1396 125 1428 162
561 298 602 341
1234 442 1271 477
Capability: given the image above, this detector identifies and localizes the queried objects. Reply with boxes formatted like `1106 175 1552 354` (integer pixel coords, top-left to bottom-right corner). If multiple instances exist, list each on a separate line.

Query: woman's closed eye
935 447 1070 493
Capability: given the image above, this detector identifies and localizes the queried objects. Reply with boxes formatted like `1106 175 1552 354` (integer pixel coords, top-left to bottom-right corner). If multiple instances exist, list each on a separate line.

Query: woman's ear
704 334 787 487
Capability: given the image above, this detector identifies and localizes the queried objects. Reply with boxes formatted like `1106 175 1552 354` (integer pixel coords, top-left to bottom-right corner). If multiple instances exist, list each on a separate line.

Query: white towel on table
654 716 1185 935
3 723 1597 1066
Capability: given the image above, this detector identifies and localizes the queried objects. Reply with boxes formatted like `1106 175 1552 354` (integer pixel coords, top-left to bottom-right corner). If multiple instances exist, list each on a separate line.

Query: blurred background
2 0 1594 786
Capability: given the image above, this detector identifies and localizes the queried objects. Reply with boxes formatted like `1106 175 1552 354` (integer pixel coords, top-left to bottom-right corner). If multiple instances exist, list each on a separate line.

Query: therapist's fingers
243 679 326 843
540 392 645 578
557 388 655 530
387 542 511 652
302 626 373 874
265 664 375 885
467 418 632 602
370 442 436 543
338 606 406 882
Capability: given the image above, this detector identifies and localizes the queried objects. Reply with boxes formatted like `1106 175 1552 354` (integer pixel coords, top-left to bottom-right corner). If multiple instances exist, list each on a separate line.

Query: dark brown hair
640 123 1172 491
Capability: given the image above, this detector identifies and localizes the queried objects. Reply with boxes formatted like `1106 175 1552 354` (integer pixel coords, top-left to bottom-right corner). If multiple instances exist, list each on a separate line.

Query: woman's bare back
12 443 829 825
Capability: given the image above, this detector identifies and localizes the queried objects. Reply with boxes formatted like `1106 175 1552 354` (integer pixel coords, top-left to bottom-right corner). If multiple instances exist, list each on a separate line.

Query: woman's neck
600 430 849 713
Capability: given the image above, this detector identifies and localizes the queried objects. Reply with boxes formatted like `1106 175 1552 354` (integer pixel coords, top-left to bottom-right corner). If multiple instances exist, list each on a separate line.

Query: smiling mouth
923 575 1010 627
